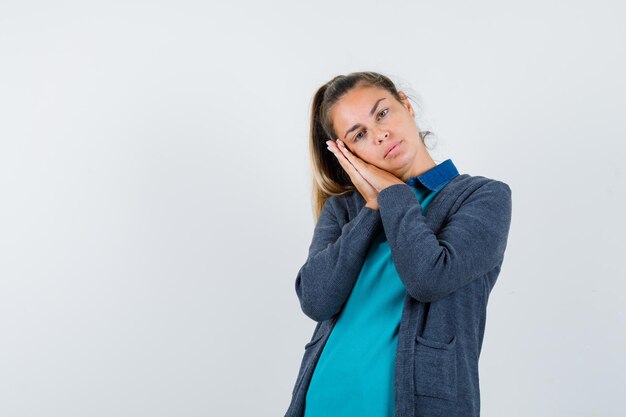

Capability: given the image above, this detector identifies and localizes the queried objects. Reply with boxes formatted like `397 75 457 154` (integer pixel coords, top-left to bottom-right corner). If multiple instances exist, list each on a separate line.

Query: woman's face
329 84 431 181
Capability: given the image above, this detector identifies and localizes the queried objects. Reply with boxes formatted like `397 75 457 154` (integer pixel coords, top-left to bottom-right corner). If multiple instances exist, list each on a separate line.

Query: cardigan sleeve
295 196 382 322
377 180 512 303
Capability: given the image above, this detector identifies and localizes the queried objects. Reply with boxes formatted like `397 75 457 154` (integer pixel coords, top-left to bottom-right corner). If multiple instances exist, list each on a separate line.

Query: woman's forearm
295 199 382 322
377 181 512 303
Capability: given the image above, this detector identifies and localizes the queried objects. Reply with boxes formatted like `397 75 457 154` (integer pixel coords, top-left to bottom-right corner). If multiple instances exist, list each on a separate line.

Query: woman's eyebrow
343 98 387 140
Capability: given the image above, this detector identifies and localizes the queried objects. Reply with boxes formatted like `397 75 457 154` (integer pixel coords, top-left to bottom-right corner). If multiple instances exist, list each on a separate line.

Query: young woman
284 71 513 417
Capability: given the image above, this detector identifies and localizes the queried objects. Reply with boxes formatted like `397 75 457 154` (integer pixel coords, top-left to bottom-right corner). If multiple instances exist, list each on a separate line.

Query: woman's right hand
326 140 379 211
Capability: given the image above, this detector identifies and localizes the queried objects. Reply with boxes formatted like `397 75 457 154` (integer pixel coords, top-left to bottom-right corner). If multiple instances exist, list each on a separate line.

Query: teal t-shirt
304 180 445 417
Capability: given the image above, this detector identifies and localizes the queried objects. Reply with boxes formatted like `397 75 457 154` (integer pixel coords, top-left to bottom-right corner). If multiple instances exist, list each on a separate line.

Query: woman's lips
385 142 401 158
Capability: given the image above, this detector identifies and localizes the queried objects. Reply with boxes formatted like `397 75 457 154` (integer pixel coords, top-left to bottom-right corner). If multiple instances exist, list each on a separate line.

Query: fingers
333 139 378 186
334 139 370 175
326 139 402 192
326 140 378 202
325 140 344 164
326 140 364 182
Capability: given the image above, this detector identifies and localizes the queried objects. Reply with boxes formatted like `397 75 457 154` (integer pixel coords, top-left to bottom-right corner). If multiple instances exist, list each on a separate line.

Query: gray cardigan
284 173 513 417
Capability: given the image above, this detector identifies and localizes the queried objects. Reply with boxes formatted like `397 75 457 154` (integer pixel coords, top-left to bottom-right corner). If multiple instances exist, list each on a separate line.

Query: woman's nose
375 127 389 141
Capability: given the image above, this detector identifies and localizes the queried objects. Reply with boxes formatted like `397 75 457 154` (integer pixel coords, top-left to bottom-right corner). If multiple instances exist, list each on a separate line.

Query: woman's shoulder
448 173 511 196
443 174 512 218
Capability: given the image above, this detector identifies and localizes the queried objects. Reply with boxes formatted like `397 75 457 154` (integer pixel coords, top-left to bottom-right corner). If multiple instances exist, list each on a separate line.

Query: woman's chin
386 155 410 170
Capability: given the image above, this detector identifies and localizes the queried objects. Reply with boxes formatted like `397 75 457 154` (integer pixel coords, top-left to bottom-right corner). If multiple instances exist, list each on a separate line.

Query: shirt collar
405 158 459 191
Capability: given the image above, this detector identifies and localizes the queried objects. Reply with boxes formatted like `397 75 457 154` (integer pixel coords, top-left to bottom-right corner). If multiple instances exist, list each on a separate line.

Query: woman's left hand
332 138 406 192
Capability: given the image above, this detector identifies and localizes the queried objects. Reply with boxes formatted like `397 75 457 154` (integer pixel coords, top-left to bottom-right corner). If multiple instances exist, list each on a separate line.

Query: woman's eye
354 109 388 142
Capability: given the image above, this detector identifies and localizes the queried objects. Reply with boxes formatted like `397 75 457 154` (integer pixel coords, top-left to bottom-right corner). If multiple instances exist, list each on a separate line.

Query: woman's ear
398 91 415 117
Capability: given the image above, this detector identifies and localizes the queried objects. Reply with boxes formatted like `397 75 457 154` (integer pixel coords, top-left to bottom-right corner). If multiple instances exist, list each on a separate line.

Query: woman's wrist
365 201 379 211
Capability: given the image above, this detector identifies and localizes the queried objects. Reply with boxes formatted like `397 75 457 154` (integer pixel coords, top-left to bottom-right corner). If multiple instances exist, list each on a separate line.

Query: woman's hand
326 139 406 210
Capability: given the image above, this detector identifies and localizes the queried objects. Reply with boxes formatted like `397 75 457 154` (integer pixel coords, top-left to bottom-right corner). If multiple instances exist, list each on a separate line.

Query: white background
1 1 624 416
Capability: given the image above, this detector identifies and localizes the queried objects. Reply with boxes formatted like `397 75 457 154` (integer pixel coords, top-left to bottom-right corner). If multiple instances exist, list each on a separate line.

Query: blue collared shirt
406 158 460 191
406 158 460 214
304 159 460 417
